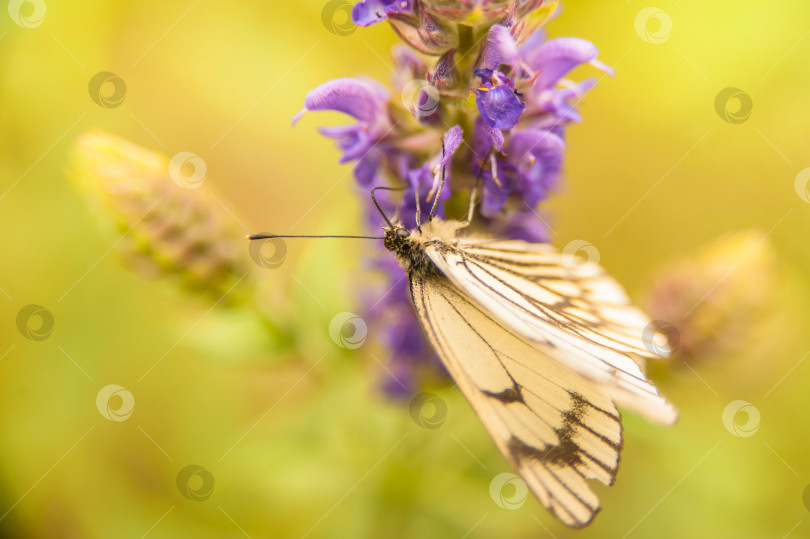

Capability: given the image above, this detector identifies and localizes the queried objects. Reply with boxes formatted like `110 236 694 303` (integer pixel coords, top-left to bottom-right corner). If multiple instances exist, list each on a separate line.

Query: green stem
457 24 475 58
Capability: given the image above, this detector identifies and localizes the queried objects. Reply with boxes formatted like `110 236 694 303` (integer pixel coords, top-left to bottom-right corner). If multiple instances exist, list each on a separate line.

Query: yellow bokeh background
1 1 810 537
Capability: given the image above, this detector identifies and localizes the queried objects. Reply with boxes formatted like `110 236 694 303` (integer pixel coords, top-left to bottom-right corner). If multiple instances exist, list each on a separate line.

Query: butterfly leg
414 178 422 231
427 139 446 222
458 148 490 228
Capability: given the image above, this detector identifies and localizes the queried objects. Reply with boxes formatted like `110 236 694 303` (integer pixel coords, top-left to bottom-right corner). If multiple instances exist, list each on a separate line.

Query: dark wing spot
508 392 588 468
484 385 524 404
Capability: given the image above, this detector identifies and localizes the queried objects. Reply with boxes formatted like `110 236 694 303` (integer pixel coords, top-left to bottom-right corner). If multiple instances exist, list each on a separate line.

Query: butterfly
375 184 677 528
250 183 677 528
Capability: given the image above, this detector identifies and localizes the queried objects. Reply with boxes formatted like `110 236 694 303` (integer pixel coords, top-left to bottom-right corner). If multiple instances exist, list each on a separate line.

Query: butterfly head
382 224 441 277
383 225 414 254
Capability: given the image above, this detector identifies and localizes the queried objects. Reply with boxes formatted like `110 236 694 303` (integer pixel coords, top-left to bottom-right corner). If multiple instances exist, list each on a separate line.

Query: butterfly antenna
427 139 446 222
370 185 405 229
247 234 383 240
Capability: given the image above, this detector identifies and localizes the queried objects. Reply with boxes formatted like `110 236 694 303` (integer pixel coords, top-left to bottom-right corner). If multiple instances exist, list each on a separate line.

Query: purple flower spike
300 7 615 397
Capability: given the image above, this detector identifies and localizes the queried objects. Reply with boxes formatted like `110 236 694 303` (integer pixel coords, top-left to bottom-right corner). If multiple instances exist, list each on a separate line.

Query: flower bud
644 230 778 361
70 131 250 303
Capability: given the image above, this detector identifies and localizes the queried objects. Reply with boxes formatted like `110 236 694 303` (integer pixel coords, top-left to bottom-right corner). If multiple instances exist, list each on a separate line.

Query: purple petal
360 75 391 103
481 24 518 70
406 164 429 189
507 129 565 160
317 123 362 140
482 121 504 153
479 160 519 217
354 152 381 186
386 317 429 356
530 79 596 125
439 125 463 166
506 129 564 205
392 44 425 71
385 0 414 16
526 38 600 90
481 188 505 217
303 78 385 124
517 27 547 60
475 85 526 129
481 178 509 217
499 210 550 243
551 78 598 102
474 68 493 80
351 0 395 26
472 117 500 160
522 160 561 205
318 124 373 163
392 44 427 85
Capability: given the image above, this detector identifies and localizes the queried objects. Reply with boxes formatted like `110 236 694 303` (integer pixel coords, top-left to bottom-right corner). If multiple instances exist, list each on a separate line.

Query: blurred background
2 0 810 537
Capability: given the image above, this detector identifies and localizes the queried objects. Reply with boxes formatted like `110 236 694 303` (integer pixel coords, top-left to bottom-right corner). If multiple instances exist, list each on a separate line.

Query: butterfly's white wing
424 239 677 425
410 275 623 527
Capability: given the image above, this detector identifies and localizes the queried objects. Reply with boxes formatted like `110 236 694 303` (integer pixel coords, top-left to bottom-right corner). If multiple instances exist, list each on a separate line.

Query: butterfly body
383 218 464 277
381 217 677 527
